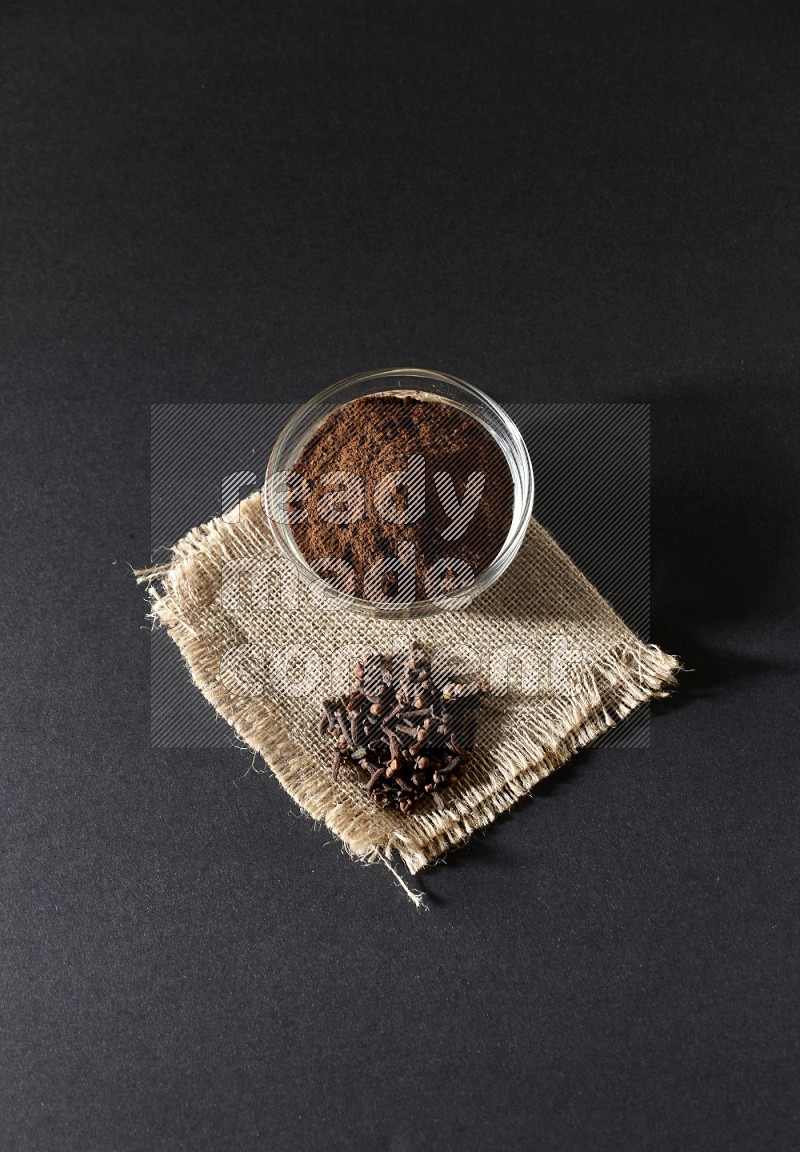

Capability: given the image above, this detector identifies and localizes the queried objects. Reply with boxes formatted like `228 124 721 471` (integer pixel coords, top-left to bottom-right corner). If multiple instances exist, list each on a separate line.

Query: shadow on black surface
418 747 596 895
651 641 796 709
648 375 798 690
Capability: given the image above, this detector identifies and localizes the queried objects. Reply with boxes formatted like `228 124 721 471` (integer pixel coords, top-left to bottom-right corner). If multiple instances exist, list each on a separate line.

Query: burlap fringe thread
137 493 679 905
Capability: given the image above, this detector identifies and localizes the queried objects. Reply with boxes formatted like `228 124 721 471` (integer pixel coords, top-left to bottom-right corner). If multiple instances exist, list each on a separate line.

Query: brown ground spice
289 394 514 599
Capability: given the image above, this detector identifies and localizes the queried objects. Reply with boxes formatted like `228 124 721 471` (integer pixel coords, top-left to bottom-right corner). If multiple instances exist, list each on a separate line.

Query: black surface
3 3 799 1150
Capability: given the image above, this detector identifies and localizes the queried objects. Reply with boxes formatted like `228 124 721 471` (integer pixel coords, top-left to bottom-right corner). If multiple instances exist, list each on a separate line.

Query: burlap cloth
138 492 678 879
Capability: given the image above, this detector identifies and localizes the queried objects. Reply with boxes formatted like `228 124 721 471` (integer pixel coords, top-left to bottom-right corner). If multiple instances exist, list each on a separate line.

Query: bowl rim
264 367 534 618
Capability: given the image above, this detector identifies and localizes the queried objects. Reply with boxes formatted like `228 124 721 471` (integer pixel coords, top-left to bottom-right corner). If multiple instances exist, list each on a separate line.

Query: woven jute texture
138 491 678 876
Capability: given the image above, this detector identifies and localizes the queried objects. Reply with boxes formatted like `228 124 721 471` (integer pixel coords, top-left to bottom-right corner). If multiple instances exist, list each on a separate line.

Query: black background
3 2 799 1150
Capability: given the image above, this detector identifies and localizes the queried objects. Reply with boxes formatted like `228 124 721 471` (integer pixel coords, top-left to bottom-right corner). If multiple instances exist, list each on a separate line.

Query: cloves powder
288 394 514 601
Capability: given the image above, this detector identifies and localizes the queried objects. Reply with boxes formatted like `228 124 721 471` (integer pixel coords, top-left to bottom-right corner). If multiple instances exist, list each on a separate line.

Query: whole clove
319 648 489 814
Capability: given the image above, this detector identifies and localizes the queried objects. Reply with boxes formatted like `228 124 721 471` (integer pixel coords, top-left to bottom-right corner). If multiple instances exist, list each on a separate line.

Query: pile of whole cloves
319 649 489 814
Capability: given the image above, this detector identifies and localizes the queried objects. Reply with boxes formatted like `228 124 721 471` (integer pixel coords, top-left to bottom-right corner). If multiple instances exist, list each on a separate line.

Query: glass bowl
264 368 533 618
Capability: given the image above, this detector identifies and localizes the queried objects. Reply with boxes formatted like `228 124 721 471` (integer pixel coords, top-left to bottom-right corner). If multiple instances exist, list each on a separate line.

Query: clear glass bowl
264 368 534 618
